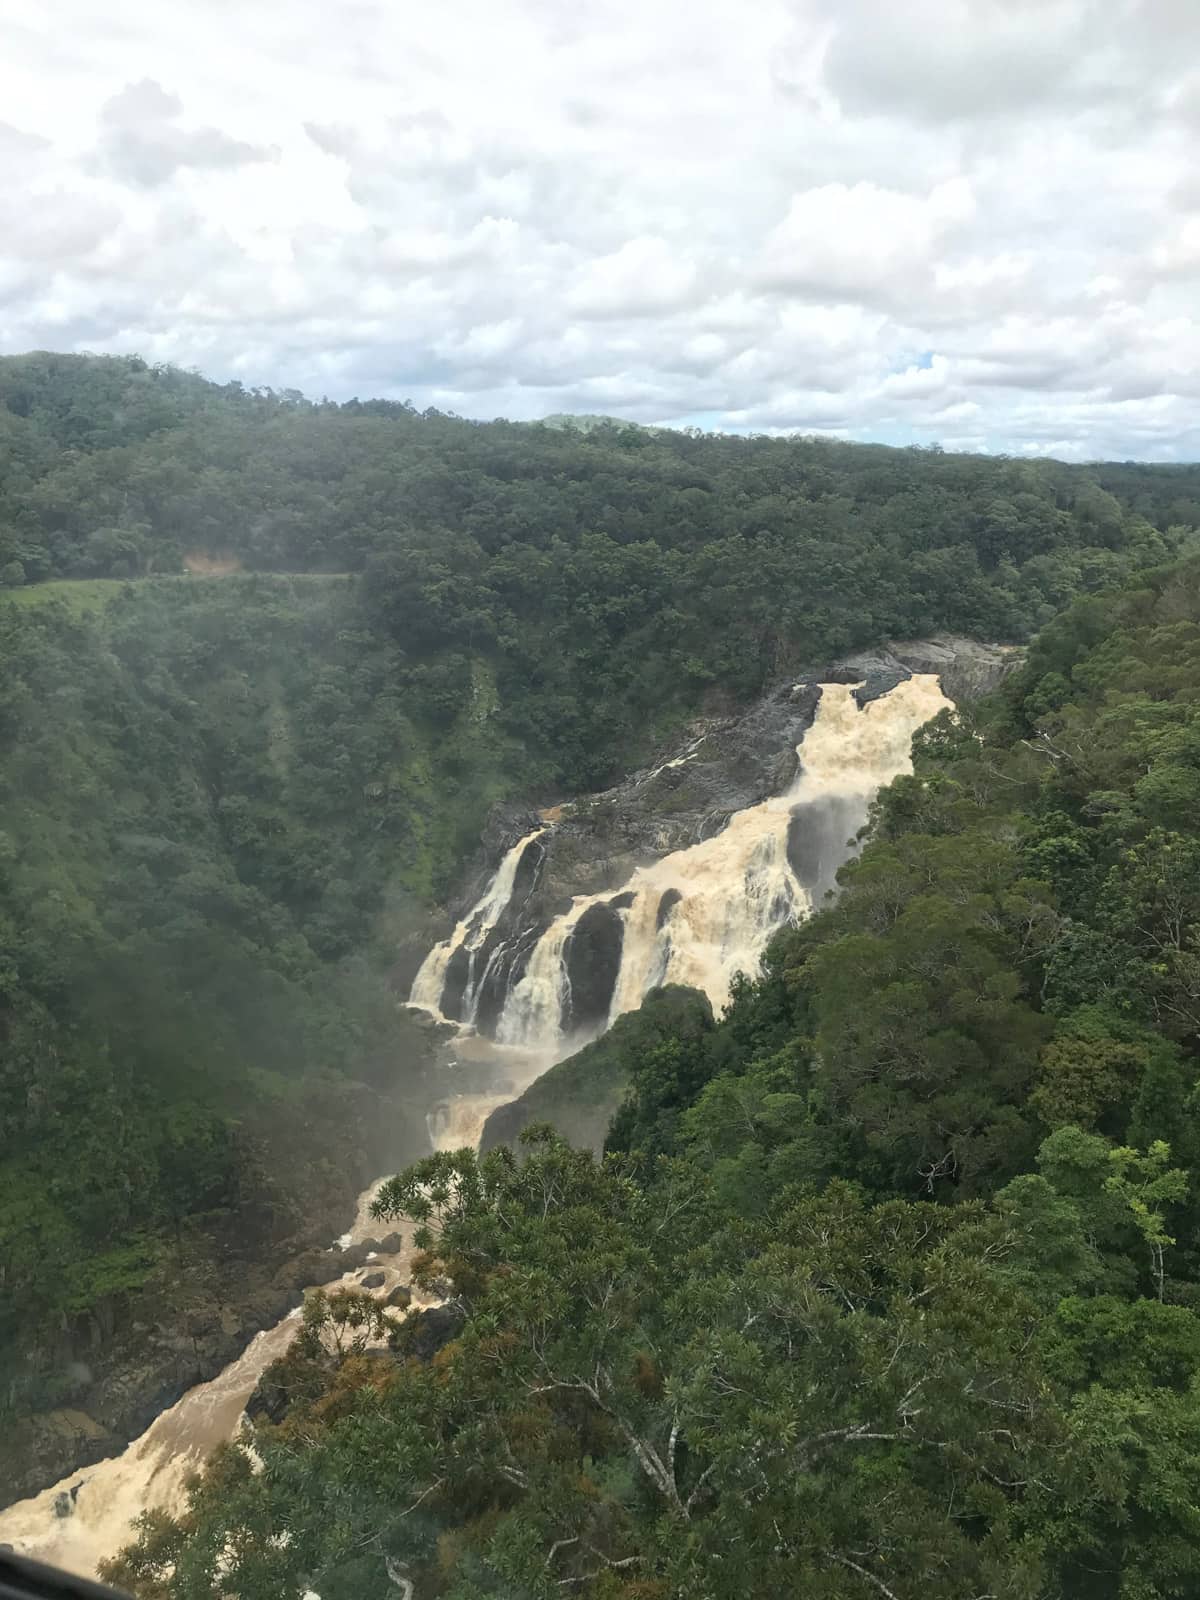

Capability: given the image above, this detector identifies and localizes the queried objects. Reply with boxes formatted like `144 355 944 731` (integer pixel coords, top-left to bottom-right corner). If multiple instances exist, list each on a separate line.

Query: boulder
244 1367 292 1427
359 1271 386 1290
392 1304 466 1363
563 901 625 1033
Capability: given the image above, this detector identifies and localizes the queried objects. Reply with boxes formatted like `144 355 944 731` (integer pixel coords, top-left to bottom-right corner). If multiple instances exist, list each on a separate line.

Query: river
0 1097 505 1580
0 674 950 1579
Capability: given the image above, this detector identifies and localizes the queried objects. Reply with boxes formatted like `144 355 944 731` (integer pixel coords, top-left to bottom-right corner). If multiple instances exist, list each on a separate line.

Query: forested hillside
4 351 1200 789
107 553 1200 1600
5 352 1200 1536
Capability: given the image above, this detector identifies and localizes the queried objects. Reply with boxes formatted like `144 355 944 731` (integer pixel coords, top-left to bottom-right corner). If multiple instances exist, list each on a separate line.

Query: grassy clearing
2 571 354 617
2 578 134 616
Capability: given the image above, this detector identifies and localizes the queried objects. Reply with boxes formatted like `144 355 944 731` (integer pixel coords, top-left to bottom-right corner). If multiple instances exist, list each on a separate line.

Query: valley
5 356 1200 1598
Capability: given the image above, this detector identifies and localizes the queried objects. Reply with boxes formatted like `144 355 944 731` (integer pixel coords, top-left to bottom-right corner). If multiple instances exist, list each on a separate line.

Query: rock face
831 636 1023 708
563 902 626 1033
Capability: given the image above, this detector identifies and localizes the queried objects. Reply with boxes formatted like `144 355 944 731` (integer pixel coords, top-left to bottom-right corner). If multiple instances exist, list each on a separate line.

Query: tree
112 1135 1064 1598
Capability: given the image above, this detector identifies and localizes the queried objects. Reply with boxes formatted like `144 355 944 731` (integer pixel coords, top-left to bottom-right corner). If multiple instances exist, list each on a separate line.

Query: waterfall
409 828 546 1021
472 676 951 1053
409 676 950 1057
495 917 575 1048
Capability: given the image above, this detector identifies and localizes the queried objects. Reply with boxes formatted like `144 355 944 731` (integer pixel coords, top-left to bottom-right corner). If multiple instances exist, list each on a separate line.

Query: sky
2 0 1200 459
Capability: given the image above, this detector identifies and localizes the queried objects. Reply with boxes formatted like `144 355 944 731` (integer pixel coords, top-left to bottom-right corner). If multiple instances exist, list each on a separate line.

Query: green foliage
0 573 513 1417
112 1138 1062 1599
15 360 1200 1592
117 548 1200 1599
5 353 1200 790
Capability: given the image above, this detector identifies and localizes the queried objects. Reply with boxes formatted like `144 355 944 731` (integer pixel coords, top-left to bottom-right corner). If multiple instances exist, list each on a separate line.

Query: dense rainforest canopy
4 353 1200 1592
107 553 1200 1600
5 349 1200 790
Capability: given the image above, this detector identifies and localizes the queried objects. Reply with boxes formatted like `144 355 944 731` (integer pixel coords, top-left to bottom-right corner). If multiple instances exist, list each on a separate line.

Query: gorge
0 639 1004 1578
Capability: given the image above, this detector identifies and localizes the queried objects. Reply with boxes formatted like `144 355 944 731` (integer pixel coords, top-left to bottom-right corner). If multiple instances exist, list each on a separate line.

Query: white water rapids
0 1144 463 1580
0 672 950 1580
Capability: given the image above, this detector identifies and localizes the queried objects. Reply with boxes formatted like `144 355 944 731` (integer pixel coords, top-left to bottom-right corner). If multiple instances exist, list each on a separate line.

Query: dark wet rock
563 901 625 1033
822 652 911 707
386 1284 413 1309
273 1248 333 1294
787 793 871 907
510 833 548 904
53 1491 72 1519
392 1303 466 1363
439 942 471 1021
656 888 683 930
471 930 536 1036
374 1232 405 1254
326 1241 376 1273
360 1271 386 1290
888 637 1023 703
511 678 826 924
826 638 1020 707
856 668 911 707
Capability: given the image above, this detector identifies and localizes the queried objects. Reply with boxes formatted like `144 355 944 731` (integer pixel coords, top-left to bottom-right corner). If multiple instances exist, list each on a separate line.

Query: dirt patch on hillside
183 552 243 576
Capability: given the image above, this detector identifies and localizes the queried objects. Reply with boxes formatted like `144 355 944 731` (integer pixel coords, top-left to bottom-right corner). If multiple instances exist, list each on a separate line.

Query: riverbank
0 1178 424 1578
1 1074 433 1513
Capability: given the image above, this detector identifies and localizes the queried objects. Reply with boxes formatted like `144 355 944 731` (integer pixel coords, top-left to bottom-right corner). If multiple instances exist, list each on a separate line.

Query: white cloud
96 78 277 187
819 0 1107 123
758 178 975 303
566 236 701 318
0 0 1198 455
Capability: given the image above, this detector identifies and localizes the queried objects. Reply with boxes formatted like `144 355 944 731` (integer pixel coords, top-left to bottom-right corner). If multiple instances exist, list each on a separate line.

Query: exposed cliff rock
434 636 1023 973
831 636 1023 708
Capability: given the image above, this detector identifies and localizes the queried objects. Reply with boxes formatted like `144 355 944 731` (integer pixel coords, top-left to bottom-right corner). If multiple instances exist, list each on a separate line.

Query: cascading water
456 676 951 1054
409 828 546 1024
